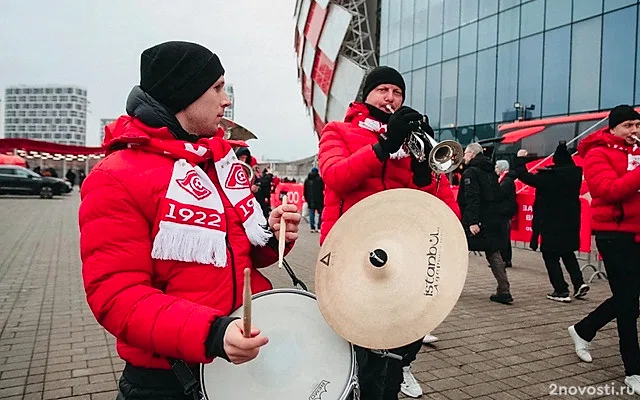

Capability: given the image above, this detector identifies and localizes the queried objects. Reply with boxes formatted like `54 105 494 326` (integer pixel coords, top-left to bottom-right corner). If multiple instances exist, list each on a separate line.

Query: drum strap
267 236 308 291
167 357 202 400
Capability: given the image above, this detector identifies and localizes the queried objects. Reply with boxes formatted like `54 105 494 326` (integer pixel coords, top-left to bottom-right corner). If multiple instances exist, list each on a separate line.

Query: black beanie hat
361 66 406 102
608 104 640 129
140 41 225 113
553 142 574 166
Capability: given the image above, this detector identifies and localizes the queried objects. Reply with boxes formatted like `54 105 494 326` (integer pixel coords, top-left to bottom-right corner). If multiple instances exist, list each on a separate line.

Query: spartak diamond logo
176 170 212 200
225 163 250 190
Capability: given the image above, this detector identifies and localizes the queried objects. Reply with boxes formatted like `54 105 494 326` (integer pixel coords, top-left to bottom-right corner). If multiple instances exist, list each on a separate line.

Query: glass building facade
379 0 640 144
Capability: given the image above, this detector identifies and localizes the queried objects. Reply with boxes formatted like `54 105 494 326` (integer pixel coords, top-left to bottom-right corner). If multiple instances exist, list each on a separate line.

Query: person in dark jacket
303 167 324 232
495 160 517 268
458 143 512 304
514 143 589 303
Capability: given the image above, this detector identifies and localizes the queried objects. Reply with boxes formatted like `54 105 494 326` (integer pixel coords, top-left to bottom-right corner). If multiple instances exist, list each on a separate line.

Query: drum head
201 289 354 399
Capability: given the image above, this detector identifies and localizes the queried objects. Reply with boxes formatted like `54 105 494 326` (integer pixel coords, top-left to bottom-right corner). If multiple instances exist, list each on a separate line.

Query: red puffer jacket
318 103 461 244
577 127 640 235
79 116 291 369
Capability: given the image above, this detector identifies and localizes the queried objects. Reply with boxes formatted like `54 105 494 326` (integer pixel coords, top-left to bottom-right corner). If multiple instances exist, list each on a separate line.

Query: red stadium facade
293 0 380 139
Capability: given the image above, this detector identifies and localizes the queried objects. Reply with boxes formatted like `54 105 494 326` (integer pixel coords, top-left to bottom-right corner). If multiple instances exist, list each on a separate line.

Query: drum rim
199 288 358 400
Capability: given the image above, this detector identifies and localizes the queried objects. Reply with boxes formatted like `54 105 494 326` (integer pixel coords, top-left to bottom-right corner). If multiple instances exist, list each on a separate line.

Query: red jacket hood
577 127 632 157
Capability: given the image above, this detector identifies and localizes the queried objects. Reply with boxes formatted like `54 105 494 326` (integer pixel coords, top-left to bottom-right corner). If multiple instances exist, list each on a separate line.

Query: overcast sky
0 0 320 161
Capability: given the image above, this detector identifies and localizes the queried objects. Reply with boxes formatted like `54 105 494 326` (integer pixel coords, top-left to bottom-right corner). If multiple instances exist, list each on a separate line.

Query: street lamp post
513 101 536 121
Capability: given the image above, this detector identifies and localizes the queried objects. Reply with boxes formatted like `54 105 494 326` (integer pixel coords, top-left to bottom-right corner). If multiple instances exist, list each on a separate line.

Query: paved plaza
0 192 636 399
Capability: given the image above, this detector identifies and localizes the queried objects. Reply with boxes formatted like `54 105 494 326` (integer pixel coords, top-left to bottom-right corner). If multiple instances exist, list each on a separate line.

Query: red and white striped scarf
129 134 272 267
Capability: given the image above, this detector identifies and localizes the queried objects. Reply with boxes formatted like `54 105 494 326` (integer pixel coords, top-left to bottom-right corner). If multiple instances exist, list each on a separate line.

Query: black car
0 165 72 199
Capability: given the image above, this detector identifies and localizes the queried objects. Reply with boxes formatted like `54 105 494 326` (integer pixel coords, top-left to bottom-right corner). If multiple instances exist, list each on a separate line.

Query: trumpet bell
429 140 464 174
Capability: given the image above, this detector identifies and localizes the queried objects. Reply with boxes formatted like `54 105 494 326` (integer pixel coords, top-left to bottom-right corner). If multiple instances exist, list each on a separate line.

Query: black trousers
500 220 513 264
541 251 584 294
574 232 640 376
355 340 421 400
116 363 198 400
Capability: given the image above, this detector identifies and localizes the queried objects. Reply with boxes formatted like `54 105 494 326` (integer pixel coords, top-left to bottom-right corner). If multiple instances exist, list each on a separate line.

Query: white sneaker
625 375 640 395
401 366 423 398
422 334 439 344
568 325 592 362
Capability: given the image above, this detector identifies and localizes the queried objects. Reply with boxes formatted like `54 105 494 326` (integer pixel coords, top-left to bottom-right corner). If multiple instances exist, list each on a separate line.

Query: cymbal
220 118 258 141
315 188 468 349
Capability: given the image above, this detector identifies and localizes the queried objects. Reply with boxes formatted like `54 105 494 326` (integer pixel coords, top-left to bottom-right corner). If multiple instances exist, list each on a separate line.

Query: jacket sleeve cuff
205 316 239 361
372 143 389 162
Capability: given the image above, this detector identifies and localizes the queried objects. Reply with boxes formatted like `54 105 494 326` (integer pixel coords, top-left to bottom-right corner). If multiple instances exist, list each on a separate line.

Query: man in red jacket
318 66 461 400
79 41 301 400
568 105 640 394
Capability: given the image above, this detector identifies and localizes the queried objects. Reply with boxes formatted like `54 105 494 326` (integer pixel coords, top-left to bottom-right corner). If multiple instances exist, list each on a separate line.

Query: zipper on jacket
225 236 238 311
339 199 345 217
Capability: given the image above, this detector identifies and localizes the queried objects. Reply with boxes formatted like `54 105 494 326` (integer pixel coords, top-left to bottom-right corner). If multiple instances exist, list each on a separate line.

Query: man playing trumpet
318 65 461 400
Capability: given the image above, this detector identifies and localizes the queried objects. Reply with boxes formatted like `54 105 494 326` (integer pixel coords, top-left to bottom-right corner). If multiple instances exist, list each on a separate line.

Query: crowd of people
75 40 639 400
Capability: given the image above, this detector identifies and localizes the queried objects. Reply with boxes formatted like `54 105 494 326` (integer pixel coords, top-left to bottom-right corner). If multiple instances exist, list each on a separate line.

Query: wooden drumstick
278 196 287 269
242 268 252 338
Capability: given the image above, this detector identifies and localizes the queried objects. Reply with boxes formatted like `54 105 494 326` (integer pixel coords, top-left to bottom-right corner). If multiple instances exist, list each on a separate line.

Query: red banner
271 183 305 212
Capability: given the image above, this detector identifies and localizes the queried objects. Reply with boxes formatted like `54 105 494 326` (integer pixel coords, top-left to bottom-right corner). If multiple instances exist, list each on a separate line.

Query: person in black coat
303 167 324 232
495 160 517 268
457 143 513 304
514 142 589 302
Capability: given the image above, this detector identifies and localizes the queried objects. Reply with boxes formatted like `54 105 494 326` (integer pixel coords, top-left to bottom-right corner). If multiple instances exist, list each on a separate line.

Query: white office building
3 85 88 146
224 85 235 120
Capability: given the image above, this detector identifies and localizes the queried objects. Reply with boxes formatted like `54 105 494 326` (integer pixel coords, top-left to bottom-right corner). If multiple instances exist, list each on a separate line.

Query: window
402 72 413 106
380 0 390 53
573 0 603 22
521 123 576 156
475 47 497 124
518 34 543 118
542 26 571 116
427 35 442 65
440 59 458 127
461 0 479 24
400 0 414 48
499 0 519 11
478 15 498 50
479 0 498 18
411 68 427 112
457 54 477 126
412 41 427 69
495 41 519 121
444 0 460 31
414 0 428 43
387 51 400 70
442 30 459 60
605 0 635 12
428 0 444 38
545 0 572 29
520 0 544 36
0 168 16 176
570 17 602 112
426 64 442 127
387 0 401 51
498 7 520 44
399 47 412 72
459 23 478 55
601 6 637 108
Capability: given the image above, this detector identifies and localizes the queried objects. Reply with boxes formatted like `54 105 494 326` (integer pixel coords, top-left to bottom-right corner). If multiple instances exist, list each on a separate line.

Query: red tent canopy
0 138 104 156
0 154 26 166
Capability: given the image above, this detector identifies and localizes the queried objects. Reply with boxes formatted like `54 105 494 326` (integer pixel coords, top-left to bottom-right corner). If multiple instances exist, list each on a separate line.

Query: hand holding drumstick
267 199 302 248
222 268 268 365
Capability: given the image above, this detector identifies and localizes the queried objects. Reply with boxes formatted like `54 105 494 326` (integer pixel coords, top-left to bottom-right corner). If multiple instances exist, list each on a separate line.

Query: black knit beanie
608 104 640 129
140 41 225 113
361 66 406 102
552 142 574 166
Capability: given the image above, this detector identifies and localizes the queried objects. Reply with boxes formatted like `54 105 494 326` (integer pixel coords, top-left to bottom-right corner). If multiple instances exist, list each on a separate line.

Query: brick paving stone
2 192 639 399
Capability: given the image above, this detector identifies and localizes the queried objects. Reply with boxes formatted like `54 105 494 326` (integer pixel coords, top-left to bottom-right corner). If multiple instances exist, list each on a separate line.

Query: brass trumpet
385 105 464 174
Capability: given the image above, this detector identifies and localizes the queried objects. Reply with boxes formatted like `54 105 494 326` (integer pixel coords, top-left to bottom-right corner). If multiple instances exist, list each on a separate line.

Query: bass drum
200 289 359 399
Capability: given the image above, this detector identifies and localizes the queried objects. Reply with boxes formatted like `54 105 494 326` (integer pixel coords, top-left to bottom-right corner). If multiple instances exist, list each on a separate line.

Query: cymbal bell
315 189 468 350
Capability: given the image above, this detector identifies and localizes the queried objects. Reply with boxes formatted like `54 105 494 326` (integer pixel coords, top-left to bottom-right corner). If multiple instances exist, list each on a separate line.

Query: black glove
378 106 423 155
411 157 433 187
